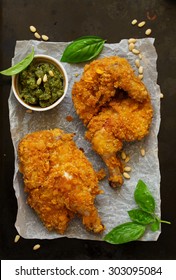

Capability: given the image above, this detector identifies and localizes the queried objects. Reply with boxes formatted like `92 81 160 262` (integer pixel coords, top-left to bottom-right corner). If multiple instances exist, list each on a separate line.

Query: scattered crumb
66 115 73 122
146 11 157 21
79 147 85 153
26 109 33 113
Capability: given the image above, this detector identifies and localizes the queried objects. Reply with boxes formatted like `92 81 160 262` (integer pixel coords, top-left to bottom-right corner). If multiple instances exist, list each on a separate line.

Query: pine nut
125 156 130 163
131 19 137 25
14 234 20 243
30 25 37 33
124 166 131 172
138 21 146 28
42 35 49 41
132 48 140 55
123 172 130 179
49 70 54 77
138 74 143 80
145 28 152 36
138 66 143 74
140 148 146 156
160 93 164 98
34 32 41 39
128 38 137 44
138 53 142 59
135 59 140 68
37 77 42 85
121 151 127 160
43 74 47 82
26 109 33 113
129 43 135 51
33 244 41 250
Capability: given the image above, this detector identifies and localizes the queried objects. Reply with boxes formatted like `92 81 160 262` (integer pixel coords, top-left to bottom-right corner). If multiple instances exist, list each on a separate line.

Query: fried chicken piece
72 56 150 125
18 128 105 234
72 56 153 187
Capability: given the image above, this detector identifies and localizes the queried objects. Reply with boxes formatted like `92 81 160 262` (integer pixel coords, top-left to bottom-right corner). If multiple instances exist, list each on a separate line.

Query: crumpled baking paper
8 39 161 241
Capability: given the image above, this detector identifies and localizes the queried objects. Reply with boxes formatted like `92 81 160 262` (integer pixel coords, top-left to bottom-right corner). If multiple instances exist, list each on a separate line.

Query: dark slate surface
0 0 176 260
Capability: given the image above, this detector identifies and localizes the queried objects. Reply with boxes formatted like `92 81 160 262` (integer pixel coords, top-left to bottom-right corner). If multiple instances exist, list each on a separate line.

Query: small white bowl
12 54 68 111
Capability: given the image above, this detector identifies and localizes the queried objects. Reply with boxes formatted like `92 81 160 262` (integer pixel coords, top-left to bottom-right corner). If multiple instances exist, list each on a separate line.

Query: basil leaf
103 222 146 244
134 180 155 214
150 220 160 232
60 35 106 63
128 209 155 225
0 48 34 76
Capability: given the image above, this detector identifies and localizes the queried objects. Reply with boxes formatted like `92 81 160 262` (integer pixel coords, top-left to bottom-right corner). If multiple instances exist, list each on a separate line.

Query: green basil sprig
128 209 155 225
104 222 146 245
134 179 155 213
60 35 106 63
103 180 171 244
150 219 160 232
0 48 34 76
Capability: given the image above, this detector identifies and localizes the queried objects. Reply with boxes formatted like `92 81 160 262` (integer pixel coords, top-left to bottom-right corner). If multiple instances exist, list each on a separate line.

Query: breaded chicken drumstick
72 56 153 187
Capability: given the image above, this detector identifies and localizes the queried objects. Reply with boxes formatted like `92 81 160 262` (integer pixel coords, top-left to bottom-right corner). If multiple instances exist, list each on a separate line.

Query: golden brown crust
72 56 153 187
72 56 150 125
18 128 105 234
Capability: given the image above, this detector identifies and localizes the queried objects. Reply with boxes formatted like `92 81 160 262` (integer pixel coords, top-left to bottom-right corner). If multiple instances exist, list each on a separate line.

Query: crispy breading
72 56 153 187
72 56 150 125
18 128 105 234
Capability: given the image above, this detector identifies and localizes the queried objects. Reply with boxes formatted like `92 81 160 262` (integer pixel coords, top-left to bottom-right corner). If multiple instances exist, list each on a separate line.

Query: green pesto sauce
19 61 64 107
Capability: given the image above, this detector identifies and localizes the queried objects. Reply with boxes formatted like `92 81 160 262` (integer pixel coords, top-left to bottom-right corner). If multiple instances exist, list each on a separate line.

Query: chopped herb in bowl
12 54 68 112
19 61 64 108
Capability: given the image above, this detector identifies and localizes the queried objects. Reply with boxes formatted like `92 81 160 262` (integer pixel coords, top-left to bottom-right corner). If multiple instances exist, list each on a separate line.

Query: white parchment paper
8 39 161 241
